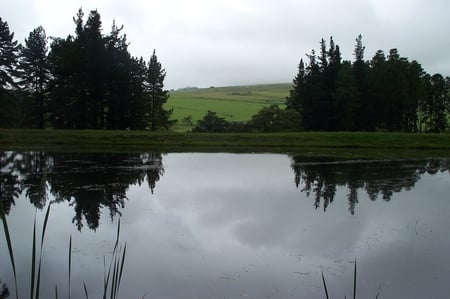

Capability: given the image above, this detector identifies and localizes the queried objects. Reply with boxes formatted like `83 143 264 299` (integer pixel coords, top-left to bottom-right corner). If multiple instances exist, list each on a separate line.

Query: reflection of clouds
134 154 450 298
156 154 364 255
3 153 450 299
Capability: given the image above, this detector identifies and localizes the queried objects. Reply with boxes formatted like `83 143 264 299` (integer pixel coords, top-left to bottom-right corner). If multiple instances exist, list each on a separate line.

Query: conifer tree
17 26 50 129
0 18 18 90
352 34 372 130
286 59 306 113
145 50 174 130
0 17 19 127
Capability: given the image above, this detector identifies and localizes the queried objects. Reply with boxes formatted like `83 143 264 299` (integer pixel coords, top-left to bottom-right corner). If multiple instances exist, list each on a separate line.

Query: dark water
1 152 449 299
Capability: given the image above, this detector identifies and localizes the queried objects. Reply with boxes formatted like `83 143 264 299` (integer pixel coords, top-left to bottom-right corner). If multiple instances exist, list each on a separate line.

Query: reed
34 204 51 299
0 202 127 299
101 219 127 299
321 260 380 299
68 235 72 299
321 271 329 299
0 202 19 299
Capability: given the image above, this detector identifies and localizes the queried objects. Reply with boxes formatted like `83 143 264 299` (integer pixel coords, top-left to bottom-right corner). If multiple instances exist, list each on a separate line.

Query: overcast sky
2 0 449 89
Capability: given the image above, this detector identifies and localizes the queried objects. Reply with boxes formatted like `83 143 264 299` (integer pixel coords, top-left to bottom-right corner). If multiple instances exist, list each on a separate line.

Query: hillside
166 83 291 131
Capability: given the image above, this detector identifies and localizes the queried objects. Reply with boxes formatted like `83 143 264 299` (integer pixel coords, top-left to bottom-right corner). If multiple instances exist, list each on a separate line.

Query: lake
1 152 449 299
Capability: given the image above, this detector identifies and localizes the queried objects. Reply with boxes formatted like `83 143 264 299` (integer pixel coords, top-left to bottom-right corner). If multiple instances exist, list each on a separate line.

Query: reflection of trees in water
0 279 9 299
291 157 449 214
0 152 164 230
0 152 24 214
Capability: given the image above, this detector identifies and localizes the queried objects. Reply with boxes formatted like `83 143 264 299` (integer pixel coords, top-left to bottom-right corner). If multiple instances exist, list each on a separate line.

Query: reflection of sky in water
1 153 450 299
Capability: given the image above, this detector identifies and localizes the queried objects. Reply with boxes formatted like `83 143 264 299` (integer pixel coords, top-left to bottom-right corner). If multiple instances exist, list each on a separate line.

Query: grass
0 202 126 299
1 129 450 159
167 83 290 131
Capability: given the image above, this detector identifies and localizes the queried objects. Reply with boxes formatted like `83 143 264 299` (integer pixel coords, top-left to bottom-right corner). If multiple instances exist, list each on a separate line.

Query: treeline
1 10 448 133
191 35 448 133
287 36 449 132
0 9 174 130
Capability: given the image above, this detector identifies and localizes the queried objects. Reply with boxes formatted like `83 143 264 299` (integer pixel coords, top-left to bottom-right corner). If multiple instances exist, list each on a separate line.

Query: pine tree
105 21 132 129
0 18 18 90
286 59 306 113
84 10 107 128
17 26 50 129
352 34 372 130
368 50 388 129
0 17 19 127
333 61 358 130
145 50 174 130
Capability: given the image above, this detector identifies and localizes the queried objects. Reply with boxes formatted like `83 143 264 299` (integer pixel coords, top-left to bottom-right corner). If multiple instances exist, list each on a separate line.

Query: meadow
166 83 291 131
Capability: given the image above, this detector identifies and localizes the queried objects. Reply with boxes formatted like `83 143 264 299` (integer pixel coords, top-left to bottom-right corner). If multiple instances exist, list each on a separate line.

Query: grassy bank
1 129 449 158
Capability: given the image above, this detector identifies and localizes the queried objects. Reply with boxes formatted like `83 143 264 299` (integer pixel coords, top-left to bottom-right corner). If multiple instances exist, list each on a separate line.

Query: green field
166 83 291 131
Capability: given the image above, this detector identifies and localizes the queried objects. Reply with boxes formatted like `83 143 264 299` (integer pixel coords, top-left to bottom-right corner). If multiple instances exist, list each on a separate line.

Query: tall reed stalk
1 202 127 299
321 260 380 299
101 219 127 299
0 202 18 299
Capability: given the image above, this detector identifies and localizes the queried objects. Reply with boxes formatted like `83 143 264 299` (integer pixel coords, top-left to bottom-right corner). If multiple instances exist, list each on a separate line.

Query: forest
286 36 449 133
0 9 174 130
0 9 449 132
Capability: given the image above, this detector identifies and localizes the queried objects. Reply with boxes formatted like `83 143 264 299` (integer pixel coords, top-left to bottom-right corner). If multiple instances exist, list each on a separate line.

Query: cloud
1 0 449 88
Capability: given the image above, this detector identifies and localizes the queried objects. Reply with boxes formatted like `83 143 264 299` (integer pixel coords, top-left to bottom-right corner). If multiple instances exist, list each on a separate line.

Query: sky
2 0 449 89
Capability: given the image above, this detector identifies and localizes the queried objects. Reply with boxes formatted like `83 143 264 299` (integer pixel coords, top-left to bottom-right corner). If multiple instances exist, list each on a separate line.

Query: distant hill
166 83 291 131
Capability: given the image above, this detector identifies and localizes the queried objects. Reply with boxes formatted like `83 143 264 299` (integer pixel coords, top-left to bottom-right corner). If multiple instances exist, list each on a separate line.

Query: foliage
0 17 19 128
0 8 175 131
145 50 176 130
16 26 50 129
192 110 234 132
287 35 449 132
247 104 302 132
0 17 19 90
419 73 449 132
0 12 449 133
193 105 301 133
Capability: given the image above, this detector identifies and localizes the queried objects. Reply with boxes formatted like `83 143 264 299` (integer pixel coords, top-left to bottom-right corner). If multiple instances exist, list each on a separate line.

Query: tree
127 56 148 129
84 10 107 128
332 61 358 130
0 18 18 91
192 110 230 132
287 37 344 131
104 21 135 129
352 35 373 130
17 26 50 129
248 105 302 132
420 73 448 132
286 59 306 112
47 35 79 128
0 17 19 127
368 50 387 129
145 50 174 130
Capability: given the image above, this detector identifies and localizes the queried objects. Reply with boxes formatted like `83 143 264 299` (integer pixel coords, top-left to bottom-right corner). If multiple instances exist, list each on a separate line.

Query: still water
1 152 449 299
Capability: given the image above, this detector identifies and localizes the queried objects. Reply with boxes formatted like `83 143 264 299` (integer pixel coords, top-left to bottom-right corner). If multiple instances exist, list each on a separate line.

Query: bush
248 105 302 132
192 106 302 133
192 111 231 132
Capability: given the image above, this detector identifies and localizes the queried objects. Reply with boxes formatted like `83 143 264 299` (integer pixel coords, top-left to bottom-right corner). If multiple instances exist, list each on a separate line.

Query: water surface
1 152 449 298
